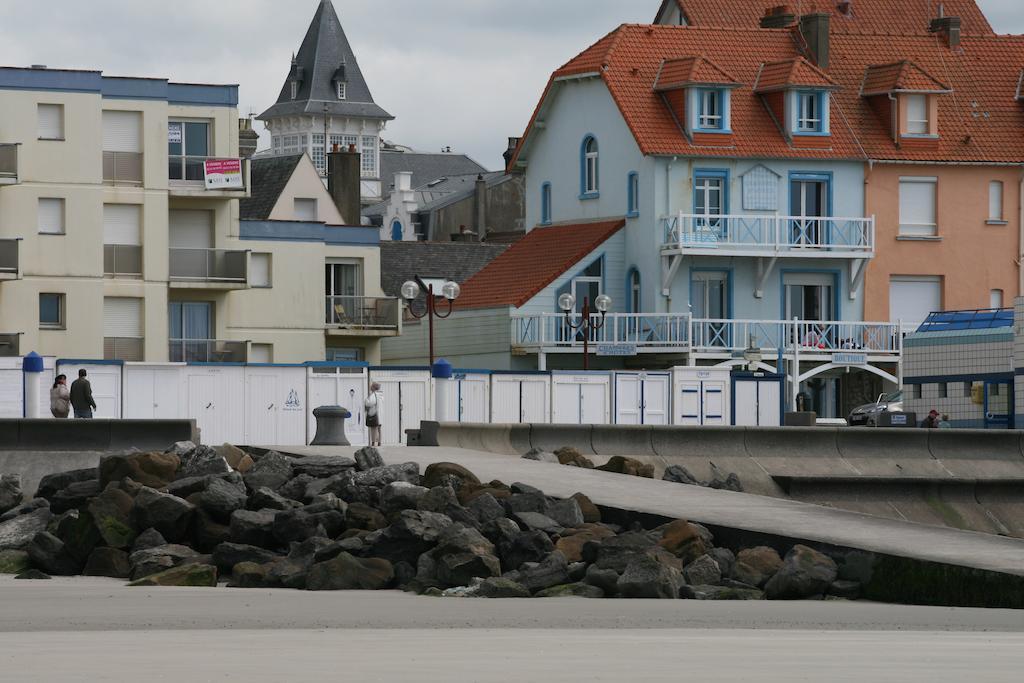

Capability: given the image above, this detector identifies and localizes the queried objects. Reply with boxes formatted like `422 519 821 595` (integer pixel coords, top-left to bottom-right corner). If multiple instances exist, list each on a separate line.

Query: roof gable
861 61 952 96
456 220 625 309
259 0 392 121
240 155 303 220
655 56 740 91
753 58 839 93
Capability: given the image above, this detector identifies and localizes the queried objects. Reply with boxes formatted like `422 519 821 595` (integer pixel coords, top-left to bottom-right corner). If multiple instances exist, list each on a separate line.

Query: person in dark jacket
70 369 97 419
921 409 940 429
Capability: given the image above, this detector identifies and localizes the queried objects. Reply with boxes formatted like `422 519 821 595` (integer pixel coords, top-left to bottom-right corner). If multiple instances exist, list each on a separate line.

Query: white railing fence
661 213 875 254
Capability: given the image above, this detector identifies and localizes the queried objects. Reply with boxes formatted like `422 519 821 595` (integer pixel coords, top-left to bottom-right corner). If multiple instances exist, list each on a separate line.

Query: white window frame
990 289 1004 309
988 180 1004 222
898 176 938 237
290 81 298 100
337 82 346 100
39 293 65 329
796 92 821 133
38 197 66 235
361 136 378 177
37 103 65 140
311 133 326 173
698 89 723 130
904 94 930 135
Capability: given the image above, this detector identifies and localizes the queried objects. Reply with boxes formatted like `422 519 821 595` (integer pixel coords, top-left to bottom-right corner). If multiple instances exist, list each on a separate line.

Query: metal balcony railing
511 313 691 351
0 144 17 183
103 244 142 277
0 333 19 357
0 239 18 275
169 248 247 283
325 296 400 329
102 151 143 185
104 337 144 362
661 213 875 256
169 339 247 363
690 318 902 355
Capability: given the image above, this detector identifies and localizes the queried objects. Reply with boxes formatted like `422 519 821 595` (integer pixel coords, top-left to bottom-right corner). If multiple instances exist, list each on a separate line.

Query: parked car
847 391 903 426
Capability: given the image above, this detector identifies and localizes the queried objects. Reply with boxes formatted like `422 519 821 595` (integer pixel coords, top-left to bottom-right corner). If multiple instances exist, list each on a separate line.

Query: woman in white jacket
364 383 383 447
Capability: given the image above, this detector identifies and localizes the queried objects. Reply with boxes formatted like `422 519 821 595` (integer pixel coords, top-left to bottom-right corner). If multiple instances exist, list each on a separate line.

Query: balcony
325 296 401 337
511 313 691 355
103 244 142 278
169 156 249 198
169 248 248 289
102 151 143 186
0 239 18 280
169 339 247 364
0 144 17 185
691 318 902 358
104 337 144 362
661 214 875 259
0 333 19 357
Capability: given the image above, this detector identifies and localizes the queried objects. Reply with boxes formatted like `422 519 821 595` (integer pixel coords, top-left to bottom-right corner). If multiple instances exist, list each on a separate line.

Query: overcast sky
1 0 1021 170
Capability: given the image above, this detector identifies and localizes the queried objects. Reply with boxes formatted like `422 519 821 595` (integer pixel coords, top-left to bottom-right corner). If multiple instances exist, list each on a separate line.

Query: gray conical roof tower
259 0 392 121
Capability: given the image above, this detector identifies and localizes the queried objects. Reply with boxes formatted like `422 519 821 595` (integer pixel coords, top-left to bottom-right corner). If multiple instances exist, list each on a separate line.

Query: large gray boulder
662 465 699 485
764 545 838 600
27 531 81 576
431 525 501 587
683 554 722 587
497 529 553 573
354 446 385 471
195 477 248 521
289 455 356 479
243 451 294 492
229 509 278 549
88 486 137 550
514 551 570 594
546 498 584 528
178 445 231 480
132 487 195 543
0 508 52 551
617 554 683 599
0 474 24 515
83 547 131 579
211 542 280 573
248 487 300 511
128 544 200 580
49 479 102 515
477 576 531 598
0 498 49 524
379 482 429 516
306 552 394 591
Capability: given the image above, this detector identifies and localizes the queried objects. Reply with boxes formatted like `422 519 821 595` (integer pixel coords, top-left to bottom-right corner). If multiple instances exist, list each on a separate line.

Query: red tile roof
753 57 839 93
861 61 951 96
655 56 740 91
456 220 625 310
655 0 994 36
511 24 1024 165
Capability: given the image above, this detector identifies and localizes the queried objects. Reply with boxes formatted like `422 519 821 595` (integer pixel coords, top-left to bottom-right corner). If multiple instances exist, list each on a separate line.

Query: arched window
581 135 599 197
541 182 552 225
627 172 639 217
390 220 403 241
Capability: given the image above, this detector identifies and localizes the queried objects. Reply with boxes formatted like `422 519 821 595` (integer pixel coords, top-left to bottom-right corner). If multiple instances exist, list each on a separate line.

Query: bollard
23 352 44 419
433 358 453 423
311 405 352 446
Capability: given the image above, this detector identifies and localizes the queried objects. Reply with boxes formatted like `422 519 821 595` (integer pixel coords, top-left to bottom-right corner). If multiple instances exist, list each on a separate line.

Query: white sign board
204 159 243 190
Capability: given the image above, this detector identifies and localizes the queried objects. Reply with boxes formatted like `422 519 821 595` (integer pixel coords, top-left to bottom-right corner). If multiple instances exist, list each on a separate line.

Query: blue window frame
627 172 639 217
540 182 552 224
693 169 729 232
796 91 826 134
580 135 599 199
696 89 726 131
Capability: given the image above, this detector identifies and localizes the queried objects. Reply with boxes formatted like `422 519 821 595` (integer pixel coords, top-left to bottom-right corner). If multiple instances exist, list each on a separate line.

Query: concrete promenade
0 578 1022 682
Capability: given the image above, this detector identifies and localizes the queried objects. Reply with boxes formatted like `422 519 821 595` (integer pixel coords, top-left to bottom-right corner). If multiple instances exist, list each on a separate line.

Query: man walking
70 369 97 419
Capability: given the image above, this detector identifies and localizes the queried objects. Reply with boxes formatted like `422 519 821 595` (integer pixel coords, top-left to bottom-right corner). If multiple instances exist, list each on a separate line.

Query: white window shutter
102 111 142 153
103 297 143 338
37 104 63 139
250 254 271 287
898 178 937 236
103 204 141 245
294 198 317 221
38 198 65 234
168 209 213 248
989 181 1003 221
889 277 941 327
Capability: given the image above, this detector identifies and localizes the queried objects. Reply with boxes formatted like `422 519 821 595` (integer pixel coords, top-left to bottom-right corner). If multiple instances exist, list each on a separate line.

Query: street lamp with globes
558 292 612 370
401 276 460 365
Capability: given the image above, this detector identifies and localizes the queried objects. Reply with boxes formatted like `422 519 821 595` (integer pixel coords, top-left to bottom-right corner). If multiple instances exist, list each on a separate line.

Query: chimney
799 12 831 68
473 174 488 238
237 118 259 160
503 137 521 168
327 144 361 224
760 5 796 28
929 13 961 48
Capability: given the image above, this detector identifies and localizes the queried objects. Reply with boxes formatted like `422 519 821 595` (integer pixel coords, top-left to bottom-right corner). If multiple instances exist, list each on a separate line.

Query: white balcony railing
512 313 691 351
691 318 902 355
662 213 875 257
326 296 400 330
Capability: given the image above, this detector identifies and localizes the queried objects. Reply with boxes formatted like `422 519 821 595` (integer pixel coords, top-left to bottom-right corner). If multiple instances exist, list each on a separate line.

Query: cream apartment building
0 66 396 364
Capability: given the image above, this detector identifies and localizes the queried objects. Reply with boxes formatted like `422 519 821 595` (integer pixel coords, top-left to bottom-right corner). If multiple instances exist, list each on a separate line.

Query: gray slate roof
379 241 510 297
240 155 303 220
379 151 488 193
259 0 392 121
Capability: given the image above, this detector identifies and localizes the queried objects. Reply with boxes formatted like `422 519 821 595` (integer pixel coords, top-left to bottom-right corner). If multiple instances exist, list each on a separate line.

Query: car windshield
880 391 902 403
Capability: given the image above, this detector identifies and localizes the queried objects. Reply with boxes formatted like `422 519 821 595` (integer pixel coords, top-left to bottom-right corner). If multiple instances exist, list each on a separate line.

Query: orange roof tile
513 24 1024 165
655 0 994 36
456 220 626 310
861 61 952 96
654 56 740 91
753 57 839 93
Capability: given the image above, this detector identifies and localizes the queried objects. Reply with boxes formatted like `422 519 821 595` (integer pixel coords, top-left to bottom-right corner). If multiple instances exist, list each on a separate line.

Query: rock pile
0 444 855 599
524 448 743 492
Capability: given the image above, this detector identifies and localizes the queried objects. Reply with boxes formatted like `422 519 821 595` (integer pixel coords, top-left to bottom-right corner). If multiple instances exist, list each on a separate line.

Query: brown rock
570 493 601 523
128 563 218 587
658 519 706 565
236 455 255 474
554 447 594 469
422 463 481 490
99 452 180 489
217 444 248 471
555 527 615 563
457 484 511 505
734 547 784 588
595 456 655 479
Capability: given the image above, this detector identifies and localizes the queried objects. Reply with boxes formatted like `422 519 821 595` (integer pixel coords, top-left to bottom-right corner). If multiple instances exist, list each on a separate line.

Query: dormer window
697 89 723 130
796 92 823 133
904 94 929 135
337 81 347 100
861 62 949 146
